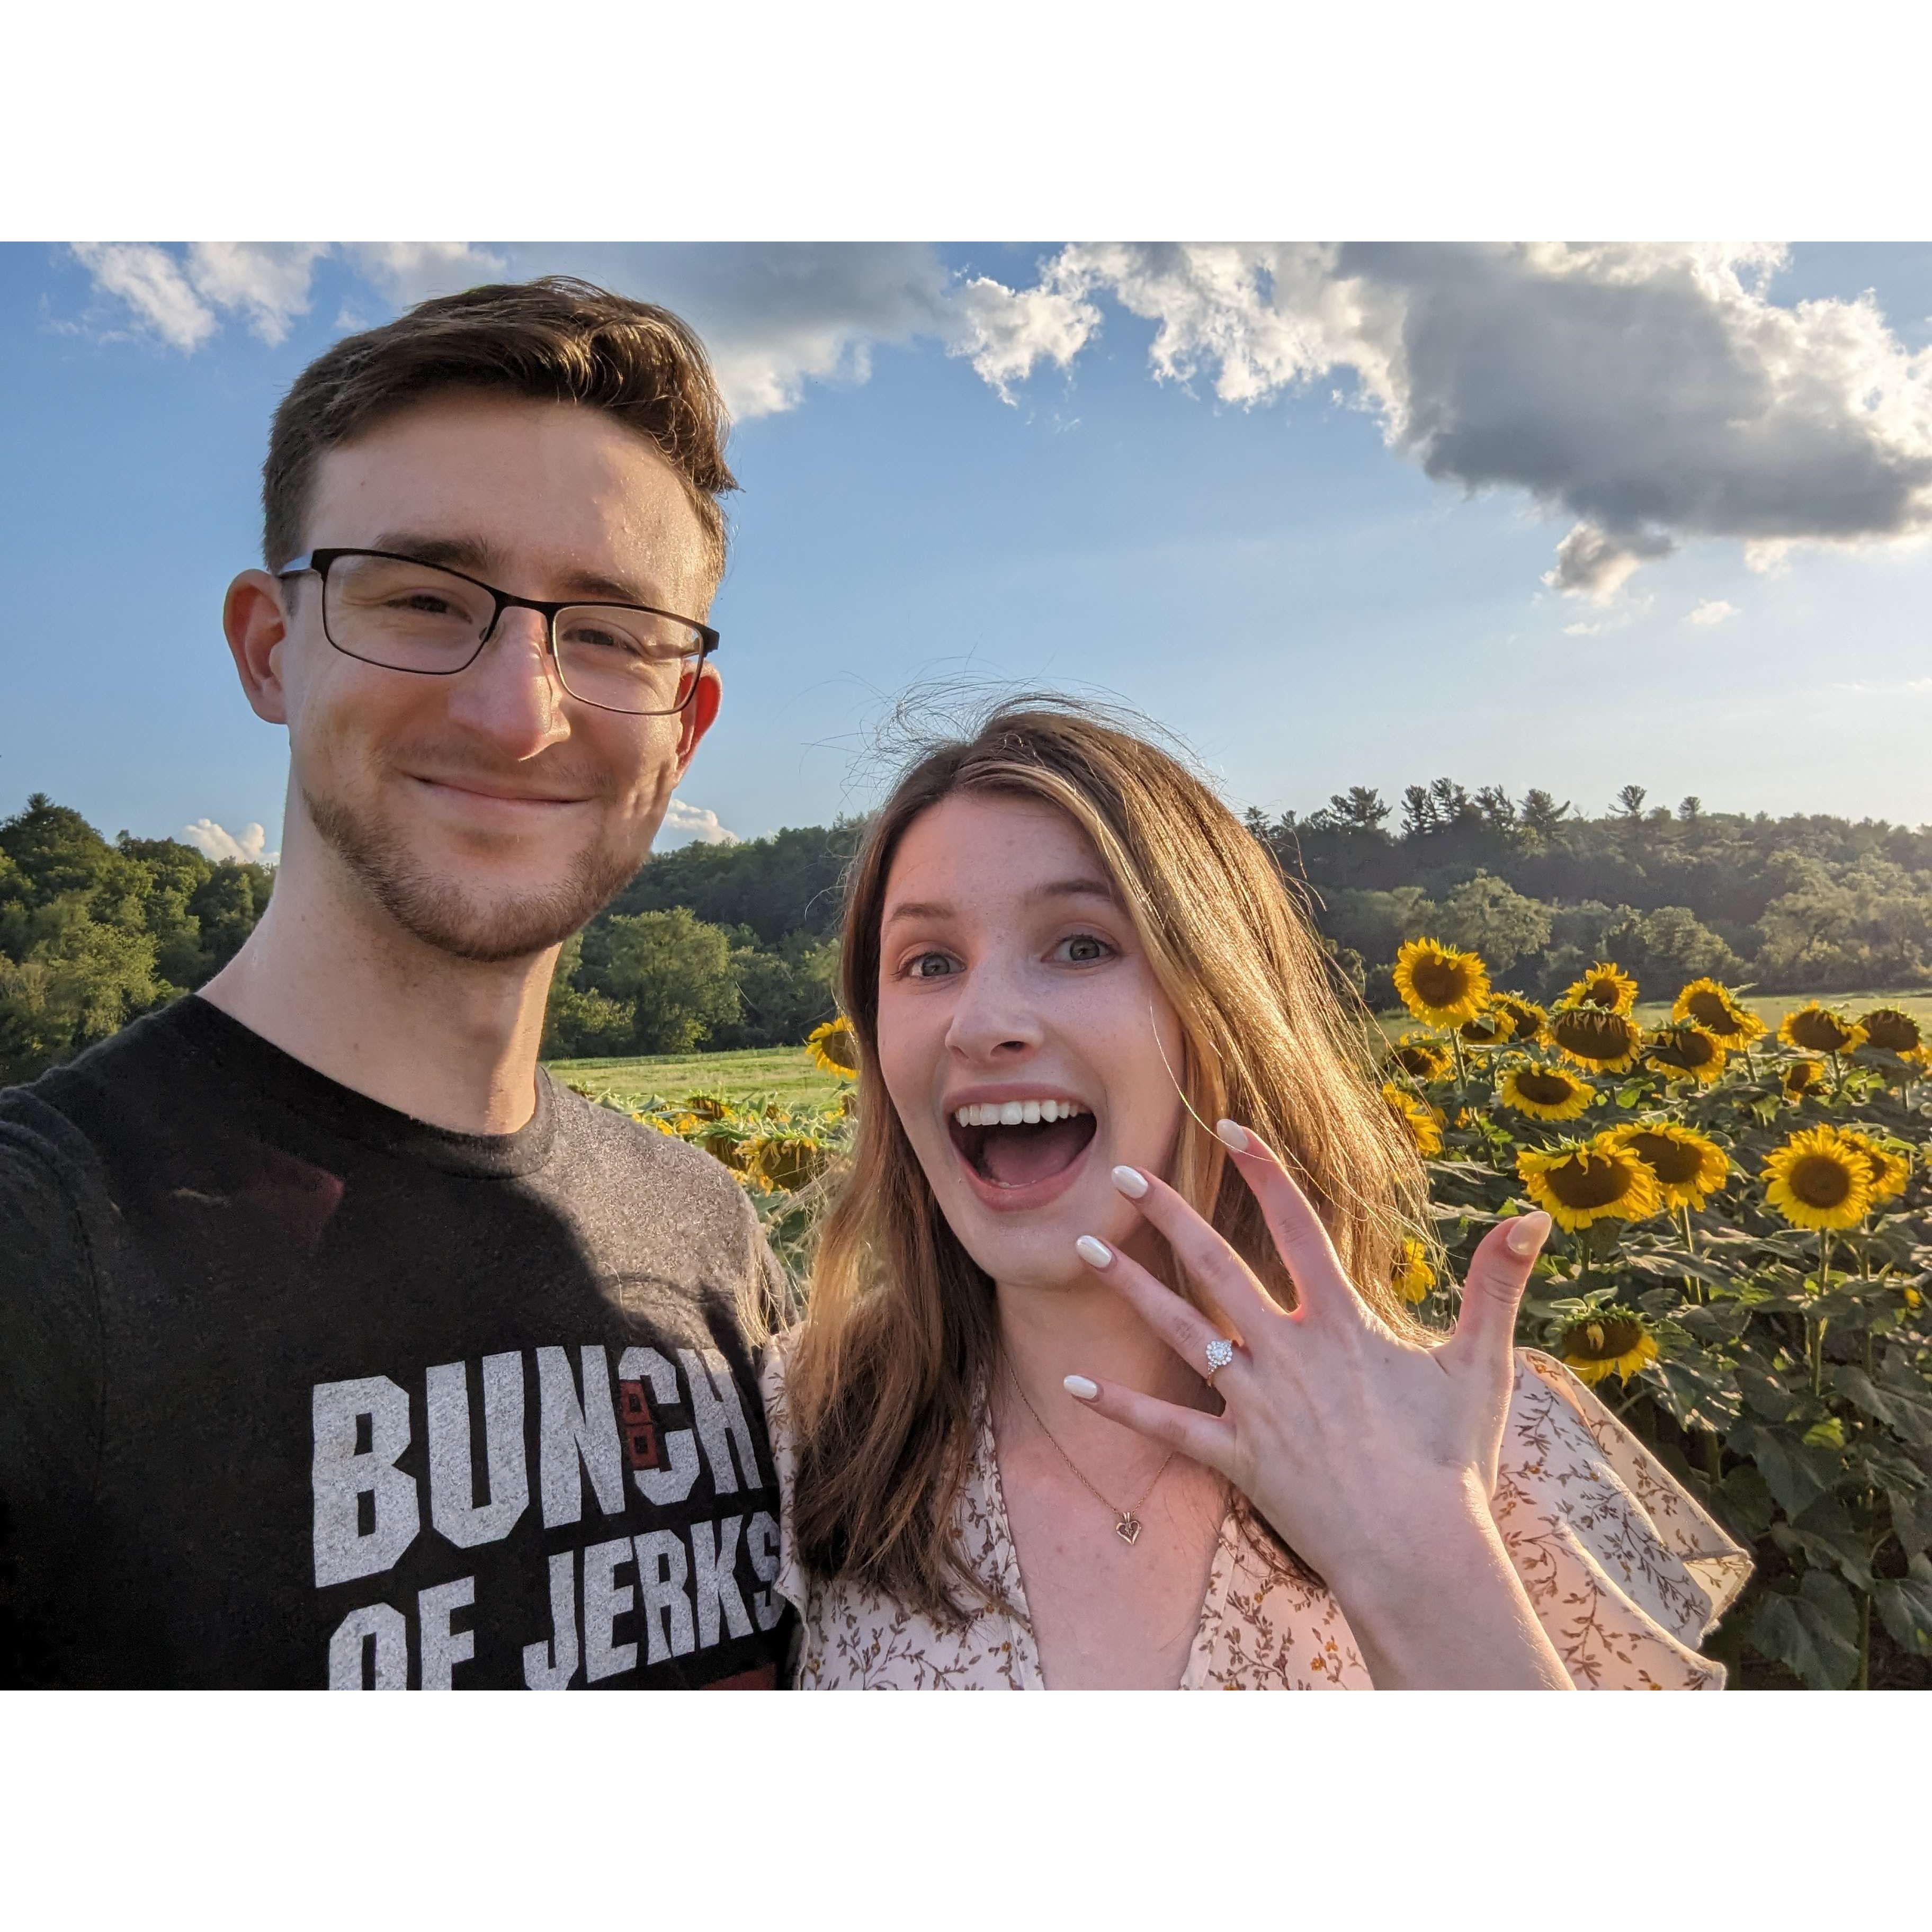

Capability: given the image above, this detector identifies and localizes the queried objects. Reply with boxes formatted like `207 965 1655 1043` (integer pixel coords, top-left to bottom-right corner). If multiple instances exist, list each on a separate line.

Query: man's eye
1056 934 1113 964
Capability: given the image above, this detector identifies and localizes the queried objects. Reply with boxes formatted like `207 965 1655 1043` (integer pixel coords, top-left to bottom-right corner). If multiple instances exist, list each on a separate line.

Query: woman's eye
906 951 959 979
1054 933 1114 965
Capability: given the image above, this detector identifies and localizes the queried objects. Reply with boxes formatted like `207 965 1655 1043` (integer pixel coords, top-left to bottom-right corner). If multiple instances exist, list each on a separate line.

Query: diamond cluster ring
1203 1337 1236 1384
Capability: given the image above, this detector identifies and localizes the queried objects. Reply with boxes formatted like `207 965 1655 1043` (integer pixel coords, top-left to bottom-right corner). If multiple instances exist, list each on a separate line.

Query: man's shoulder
549 1083 758 1220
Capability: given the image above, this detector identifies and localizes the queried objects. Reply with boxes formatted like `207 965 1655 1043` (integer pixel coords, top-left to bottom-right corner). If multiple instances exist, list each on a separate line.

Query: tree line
5 780 1929 1085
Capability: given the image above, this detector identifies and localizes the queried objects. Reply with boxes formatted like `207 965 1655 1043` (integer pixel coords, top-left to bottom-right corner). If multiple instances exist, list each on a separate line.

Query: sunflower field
1384 938 1932 1688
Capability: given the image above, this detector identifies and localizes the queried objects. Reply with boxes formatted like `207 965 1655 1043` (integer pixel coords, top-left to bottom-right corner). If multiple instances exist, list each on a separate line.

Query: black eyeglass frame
274 547 721 717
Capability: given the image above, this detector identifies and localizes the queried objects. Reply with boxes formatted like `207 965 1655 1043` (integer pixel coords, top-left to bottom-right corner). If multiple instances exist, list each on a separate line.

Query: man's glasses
274 548 719 717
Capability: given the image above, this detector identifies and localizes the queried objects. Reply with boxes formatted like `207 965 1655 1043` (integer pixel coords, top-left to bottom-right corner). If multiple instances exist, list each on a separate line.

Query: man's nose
442 609 572 756
944 958 1043 1061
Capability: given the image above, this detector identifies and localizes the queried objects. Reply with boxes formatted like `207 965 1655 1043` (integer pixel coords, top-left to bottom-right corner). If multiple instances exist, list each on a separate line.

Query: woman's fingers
1445 1211 1550 1367
1063 1373 1236 1471
1106 1162 1277 1332
1076 1233 1249 1380
1210 1121 1356 1319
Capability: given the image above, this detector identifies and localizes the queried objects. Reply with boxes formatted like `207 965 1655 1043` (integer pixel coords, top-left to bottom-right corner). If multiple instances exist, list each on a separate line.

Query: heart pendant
1115 1513 1142 1545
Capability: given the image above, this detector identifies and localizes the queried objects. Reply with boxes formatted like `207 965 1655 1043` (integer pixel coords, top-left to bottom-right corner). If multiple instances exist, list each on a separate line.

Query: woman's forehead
887 792 1110 902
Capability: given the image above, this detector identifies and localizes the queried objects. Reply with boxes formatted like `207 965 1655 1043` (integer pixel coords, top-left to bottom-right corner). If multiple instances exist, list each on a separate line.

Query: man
0 278 792 1687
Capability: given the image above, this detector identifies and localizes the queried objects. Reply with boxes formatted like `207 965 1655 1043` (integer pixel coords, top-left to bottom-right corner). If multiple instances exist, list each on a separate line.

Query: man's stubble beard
303 775 646 965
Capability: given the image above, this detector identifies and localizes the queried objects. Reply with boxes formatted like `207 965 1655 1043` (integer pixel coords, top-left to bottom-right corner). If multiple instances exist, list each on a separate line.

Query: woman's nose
944 960 1042 1061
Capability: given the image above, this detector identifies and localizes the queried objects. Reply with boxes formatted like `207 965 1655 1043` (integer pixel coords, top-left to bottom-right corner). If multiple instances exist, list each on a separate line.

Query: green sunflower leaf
1873 1557 1932 1657
1746 1570 1861 1690
1830 1366 1932 1450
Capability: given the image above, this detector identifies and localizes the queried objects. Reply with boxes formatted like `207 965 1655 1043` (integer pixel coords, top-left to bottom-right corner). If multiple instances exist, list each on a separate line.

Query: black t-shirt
0 996 793 1688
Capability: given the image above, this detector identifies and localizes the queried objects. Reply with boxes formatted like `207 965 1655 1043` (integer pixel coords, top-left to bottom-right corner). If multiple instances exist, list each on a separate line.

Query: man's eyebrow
365 533 657 607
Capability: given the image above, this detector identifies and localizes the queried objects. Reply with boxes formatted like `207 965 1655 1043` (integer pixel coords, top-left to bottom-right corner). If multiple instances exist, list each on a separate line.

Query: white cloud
71 241 327 349
70 243 217 351
182 819 278 865
1687 598 1739 627
961 241 1932 598
63 241 1932 602
656 799 737 849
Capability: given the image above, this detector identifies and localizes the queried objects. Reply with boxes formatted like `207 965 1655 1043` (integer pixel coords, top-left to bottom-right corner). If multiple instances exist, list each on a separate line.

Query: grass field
550 990 1930 1111
548 1044 848 1110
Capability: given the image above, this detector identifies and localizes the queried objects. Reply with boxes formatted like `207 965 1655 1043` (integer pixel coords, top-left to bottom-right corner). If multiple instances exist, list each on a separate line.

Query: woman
763 700 1750 1688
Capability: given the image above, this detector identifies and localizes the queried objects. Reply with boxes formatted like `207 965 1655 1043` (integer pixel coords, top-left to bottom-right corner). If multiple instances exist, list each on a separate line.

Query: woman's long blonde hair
787 699 1432 1621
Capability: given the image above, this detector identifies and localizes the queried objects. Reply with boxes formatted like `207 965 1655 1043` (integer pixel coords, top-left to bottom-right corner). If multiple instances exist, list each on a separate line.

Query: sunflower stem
1857 1590 1871 1690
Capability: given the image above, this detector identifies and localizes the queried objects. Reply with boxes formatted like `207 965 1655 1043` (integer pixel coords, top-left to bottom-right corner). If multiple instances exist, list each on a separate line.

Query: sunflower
1392 938 1491 1027
1457 1006 1516 1047
683 1092 732 1122
745 1130 837 1193
806 1015 861 1077
1382 1083 1444 1157
1546 1004 1643 1074
1493 995 1548 1044
1516 1137 1662 1232
1778 1004 1867 1056
1642 1022 1729 1085
1607 1121 1730 1211
1497 1061 1595 1121
1562 960 1639 1016
1761 1125 1876 1232
1557 1306 1659 1387
1387 1032 1454 1082
1393 1238 1438 1305
693 1117 756 1173
1858 1007 1925 1057
1672 977 1766 1045
1782 1057 1828 1101
1840 1130 1911 1206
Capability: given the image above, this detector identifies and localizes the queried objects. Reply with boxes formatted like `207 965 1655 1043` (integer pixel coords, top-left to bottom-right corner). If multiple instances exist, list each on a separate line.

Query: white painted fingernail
1111 1165 1149 1198
1216 1119 1249 1151
1506 1211 1552 1257
1064 1375 1099 1400
1075 1235 1113 1268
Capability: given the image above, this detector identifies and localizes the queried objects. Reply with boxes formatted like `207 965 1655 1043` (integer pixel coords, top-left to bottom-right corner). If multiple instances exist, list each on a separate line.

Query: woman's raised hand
1069 1121 1572 1688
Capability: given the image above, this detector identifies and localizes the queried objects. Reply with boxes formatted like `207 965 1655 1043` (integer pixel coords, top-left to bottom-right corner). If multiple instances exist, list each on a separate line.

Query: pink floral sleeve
1493 1350 1754 1689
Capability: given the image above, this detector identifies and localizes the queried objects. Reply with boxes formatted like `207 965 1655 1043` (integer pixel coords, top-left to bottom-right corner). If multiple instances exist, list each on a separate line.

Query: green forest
6 779 1932 1087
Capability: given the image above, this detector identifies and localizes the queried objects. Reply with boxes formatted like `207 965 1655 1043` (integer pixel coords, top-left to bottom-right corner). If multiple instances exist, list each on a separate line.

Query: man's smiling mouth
946 1096 1097 1190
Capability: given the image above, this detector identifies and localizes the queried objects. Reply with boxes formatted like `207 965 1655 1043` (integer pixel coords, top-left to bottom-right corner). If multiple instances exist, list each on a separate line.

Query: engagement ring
1203 1337 1236 1384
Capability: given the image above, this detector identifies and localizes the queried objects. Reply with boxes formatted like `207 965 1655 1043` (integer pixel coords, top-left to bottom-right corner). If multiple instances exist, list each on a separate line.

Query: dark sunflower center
1684 991 1745 1036
1788 1153 1855 1209
1561 1317 1644 1361
1552 1009 1635 1059
1862 1012 1920 1052
1515 1070 1577 1105
1545 1155 1637 1209
1627 1132 1701 1184
1789 1012 1855 1052
1411 958 1470 1006
1581 980 1621 1008
1653 1031 1719 1069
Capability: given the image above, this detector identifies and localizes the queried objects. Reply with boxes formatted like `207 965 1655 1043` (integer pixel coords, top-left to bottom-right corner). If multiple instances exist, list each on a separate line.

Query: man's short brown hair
262 276 736 585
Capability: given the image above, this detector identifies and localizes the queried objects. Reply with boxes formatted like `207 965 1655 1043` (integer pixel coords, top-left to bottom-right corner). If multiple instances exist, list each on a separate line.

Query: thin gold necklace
1004 1359 1177 1546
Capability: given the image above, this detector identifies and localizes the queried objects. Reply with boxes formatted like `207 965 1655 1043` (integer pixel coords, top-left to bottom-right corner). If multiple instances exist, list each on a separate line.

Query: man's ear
668 662 723 782
223 570 293 724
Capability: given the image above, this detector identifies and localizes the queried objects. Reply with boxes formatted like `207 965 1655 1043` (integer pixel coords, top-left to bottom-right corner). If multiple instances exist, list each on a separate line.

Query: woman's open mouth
946 1096 1098 1210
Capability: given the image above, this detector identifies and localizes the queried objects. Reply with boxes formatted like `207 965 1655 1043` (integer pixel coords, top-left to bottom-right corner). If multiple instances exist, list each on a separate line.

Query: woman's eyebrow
882 899 953 928
1023 878 1119 906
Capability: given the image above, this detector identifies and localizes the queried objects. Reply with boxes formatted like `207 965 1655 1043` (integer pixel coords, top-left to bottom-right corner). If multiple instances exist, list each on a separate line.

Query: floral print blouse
761 1343 1753 1689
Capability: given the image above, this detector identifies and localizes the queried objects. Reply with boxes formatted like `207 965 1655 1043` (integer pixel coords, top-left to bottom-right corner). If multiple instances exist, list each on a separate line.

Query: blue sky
5 240 1931 861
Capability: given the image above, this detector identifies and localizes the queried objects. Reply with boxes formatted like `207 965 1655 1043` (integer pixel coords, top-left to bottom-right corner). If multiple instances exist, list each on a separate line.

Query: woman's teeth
952 1099 1089 1127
